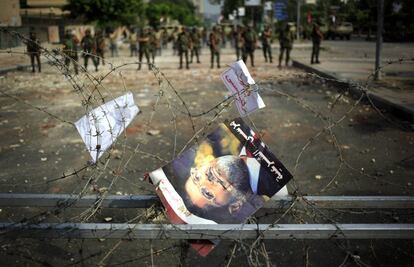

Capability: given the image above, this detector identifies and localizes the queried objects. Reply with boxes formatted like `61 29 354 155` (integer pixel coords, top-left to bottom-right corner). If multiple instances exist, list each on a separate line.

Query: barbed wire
0 28 413 266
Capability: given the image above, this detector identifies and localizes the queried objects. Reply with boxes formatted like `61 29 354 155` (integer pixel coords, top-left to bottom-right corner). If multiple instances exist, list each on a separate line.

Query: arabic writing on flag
221 60 265 117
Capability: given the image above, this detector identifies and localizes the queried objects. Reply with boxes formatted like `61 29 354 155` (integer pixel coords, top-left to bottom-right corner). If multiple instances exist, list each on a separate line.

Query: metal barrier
0 194 413 240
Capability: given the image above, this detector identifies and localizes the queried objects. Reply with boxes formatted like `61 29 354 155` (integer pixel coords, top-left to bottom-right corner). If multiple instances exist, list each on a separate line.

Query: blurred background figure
94 30 106 66
242 25 257 67
190 27 201 64
62 29 79 75
177 27 190 69
311 23 323 64
234 25 244 60
129 30 138 57
278 24 294 68
109 30 119 57
171 26 179 56
155 27 162 56
27 30 41 73
149 27 158 64
81 29 98 71
137 27 151 70
209 26 221 69
261 25 273 63
221 25 226 48
161 27 169 50
201 27 208 50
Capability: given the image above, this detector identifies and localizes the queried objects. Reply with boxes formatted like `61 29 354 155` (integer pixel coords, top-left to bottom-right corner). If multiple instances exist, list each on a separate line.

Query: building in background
20 0 73 44
0 0 82 48
0 0 22 27
203 0 222 24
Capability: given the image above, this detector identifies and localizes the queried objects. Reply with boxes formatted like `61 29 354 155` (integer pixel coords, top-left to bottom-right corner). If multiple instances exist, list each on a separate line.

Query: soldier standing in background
129 30 138 57
149 27 158 64
171 27 179 56
62 29 79 75
27 30 41 73
221 25 226 48
242 25 257 67
278 24 294 67
261 25 273 63
137 27 151 70
109 31 119 57
95 30 106 66
161 27 168 49
155 27 162 56
209 26 221 69
311 23 323 64
177 27 190 69
190 27 201 64
234 25 244 60
81 29 98 71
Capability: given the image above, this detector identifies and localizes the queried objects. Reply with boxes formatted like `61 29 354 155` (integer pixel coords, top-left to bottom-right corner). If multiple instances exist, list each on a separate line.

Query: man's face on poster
184 157 241 210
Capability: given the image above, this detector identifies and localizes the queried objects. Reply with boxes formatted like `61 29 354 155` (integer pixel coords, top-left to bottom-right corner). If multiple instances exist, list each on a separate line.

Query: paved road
0 49 413 266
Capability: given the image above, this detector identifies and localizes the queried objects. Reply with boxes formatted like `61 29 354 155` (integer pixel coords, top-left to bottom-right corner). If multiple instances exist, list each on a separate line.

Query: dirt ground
0 47 413 266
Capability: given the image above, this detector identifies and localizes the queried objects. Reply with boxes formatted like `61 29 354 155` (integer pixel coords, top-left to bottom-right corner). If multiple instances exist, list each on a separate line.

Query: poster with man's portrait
147 118 292 255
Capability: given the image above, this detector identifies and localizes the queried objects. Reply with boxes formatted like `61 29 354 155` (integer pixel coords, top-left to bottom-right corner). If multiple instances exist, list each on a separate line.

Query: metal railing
1 194 413 240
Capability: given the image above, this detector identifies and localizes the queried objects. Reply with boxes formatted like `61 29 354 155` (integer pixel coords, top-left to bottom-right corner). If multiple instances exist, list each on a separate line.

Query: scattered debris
9 144 20 148
98 187 108 193
147 129 160 136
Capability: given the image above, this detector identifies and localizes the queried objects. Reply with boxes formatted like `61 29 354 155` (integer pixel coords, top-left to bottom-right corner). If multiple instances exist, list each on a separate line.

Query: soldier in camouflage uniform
95 30 106 66
209 26 221 69
278 23 295 67
242 25 257 67
190 27 201 64
149 27 158 64
177 27 190 69
27 30 41 73
261 25 273 63
234 25 244 60
81 29 98 71
137 27 151 70
62 29 79 75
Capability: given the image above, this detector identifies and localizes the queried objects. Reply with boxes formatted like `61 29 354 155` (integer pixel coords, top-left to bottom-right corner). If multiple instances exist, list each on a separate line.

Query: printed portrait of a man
161 124 263 223
149 120 291 224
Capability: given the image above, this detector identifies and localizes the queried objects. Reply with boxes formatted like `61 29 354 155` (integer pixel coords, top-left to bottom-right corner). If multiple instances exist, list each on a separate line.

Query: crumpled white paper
221 60 265 117
75 92 139 162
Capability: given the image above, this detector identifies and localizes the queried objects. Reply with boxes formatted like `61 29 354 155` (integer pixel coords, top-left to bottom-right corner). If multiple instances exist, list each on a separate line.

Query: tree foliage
64 0 144 27
65 0 200 28
146 0 201 27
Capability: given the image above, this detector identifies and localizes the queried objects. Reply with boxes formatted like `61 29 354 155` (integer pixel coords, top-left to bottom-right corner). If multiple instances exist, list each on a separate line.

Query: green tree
146 0 201 27
64 0 145 27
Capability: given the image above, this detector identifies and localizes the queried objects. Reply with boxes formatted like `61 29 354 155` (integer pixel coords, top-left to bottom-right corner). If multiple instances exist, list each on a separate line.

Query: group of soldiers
62 29 106 74
26 23 315 75
170 23 298 70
